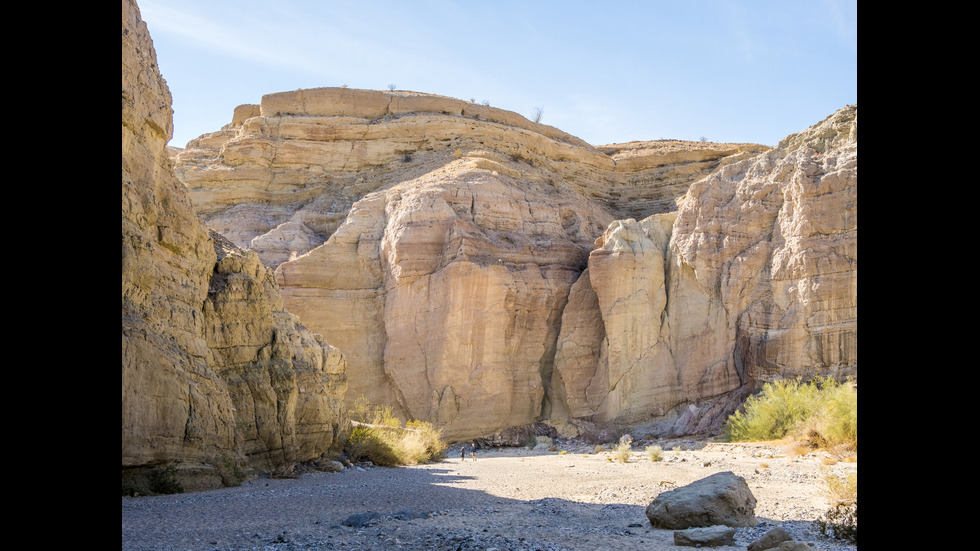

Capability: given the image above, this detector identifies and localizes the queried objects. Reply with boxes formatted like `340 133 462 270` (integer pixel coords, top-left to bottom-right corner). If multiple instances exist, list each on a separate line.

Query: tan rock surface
275 152 615 441
204 233 348 473
173 87 774 441
175 88 765 269
554 106 857 433
122 0 347 491
123 0 235 480
668 105 857 387
555 215 680 424
167 52 855 449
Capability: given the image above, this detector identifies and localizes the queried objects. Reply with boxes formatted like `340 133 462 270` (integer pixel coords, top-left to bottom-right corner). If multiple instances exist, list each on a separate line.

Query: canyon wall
140 18 856 445
177 89 764 269
554 105 857 433
175 86 782 442
122 0 347 491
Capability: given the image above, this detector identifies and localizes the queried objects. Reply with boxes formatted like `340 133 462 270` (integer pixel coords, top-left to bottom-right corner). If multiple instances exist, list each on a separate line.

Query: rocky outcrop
176 88 765 269
673 105 857 386
171 74 854 441
122 0 346 491
173 88 772 441
205 233 347 472
553 105 857 433
553 215 679 424
273 153 614 440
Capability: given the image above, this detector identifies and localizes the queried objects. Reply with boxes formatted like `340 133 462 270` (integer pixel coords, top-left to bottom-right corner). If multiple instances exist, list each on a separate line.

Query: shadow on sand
121 451 829 551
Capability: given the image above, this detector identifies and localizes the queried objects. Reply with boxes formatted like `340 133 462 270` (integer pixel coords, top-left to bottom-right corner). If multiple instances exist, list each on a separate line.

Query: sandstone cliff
555 106 857 433
168 46 854 444
174 88 772 441
122 0 347 491
176 89 764 269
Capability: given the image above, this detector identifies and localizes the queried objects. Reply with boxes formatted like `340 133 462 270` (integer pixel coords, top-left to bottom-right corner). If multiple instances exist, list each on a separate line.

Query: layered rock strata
173 82 855 442
173 88 770 440
122 0 347 491
273 154 616 439
554 106 858 432
176 89 765 269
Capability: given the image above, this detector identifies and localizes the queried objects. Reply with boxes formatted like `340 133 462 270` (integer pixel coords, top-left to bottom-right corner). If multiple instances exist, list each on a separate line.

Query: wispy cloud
140 0 482 88
719 0 760 65
137 0 856 149
822 0 857 53
139 1 310 70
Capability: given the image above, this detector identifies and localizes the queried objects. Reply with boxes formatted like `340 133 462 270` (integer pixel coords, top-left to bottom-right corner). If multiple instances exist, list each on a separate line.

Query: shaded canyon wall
122 0 347 491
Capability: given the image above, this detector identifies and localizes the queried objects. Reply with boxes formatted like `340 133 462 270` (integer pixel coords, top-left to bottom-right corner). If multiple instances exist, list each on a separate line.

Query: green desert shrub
399 419 447 464
344 404 445 466
817 470 857 543
725 377 857 450
813 380 858 447
818 501 857 543
347 425 401 466
725 378 819 441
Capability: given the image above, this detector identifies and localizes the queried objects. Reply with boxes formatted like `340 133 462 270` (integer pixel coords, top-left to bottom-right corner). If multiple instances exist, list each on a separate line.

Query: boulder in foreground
646 471 757 529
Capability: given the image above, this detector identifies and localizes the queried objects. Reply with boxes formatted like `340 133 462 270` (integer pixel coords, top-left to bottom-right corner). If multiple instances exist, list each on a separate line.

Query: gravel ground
121 438 857 550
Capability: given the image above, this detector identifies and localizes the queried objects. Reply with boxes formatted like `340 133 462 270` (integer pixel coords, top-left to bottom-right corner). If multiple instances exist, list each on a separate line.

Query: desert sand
121 437 857 550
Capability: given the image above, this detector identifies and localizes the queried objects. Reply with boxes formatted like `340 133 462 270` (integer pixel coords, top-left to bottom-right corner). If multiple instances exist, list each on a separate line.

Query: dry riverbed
121 437 857 550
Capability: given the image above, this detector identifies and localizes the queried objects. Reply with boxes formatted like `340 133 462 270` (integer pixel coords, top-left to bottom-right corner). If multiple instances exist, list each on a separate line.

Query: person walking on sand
460 444 466 461
470 441 477 461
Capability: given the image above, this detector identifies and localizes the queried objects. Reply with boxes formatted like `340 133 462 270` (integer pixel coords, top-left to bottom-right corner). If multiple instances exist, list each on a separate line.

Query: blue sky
138 0 857 149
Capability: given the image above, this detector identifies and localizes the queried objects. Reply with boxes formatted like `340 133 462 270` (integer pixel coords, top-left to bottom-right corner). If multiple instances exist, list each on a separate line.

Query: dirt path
121 439 857 550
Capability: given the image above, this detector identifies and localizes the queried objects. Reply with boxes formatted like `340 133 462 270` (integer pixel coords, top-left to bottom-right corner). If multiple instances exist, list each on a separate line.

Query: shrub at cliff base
724 377 857 450
344 404 446 466
818 470 857 543
726 377 857 543
819 500 857 543
614 436 633 463
646 444 664 462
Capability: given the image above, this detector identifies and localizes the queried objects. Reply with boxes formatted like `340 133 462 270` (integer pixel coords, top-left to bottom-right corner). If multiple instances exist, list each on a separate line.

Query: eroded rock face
553 107 857 435
554 215 680 424
553 106 857 433
204 233 348 472
176 88 765 269
173 88 770 441
123 0 233 484
669 104 858 391
172 82 854 442
275 154 614 441
122 0 346 491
